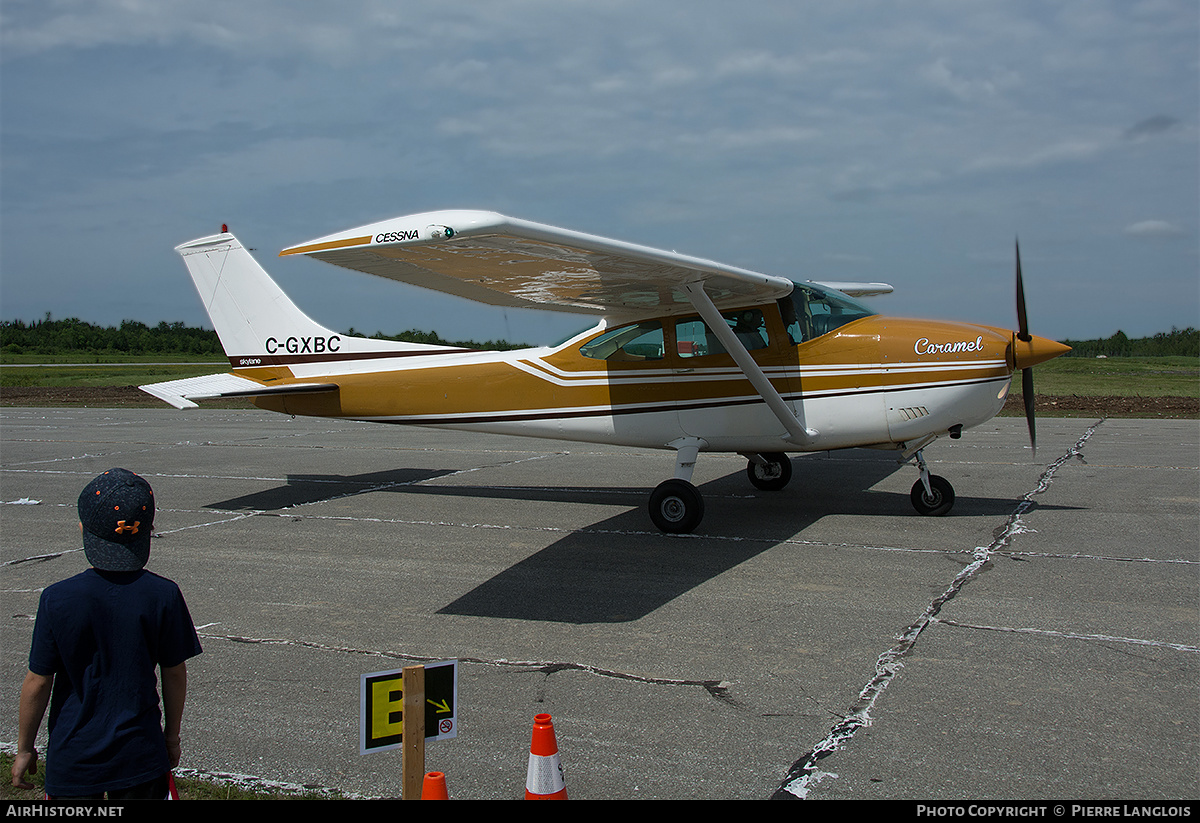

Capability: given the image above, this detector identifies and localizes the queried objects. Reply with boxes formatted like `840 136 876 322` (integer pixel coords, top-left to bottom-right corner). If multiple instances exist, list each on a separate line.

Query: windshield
779 283 877 344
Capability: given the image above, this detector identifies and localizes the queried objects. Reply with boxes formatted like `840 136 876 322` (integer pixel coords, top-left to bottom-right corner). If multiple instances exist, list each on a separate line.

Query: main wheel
910 475 955 516
648 479 705 534
746 452 792 491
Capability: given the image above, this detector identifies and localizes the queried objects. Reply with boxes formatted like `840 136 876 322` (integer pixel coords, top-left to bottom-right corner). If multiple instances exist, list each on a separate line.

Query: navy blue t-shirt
29 568 202 796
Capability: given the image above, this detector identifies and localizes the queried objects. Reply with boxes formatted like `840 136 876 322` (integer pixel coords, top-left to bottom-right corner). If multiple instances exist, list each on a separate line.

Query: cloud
1123 220 1187 238
918 57 1017 103
961 138 1107 175
822 252 874 265
1 1 1196 343
1123 115 1181 140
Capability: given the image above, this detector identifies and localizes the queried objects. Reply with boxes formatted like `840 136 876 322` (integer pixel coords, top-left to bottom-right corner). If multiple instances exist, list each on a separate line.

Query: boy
12 468 203 799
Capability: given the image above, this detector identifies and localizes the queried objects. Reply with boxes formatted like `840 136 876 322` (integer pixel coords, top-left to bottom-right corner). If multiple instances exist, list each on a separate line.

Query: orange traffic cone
422 771 449 800
524 713 567 799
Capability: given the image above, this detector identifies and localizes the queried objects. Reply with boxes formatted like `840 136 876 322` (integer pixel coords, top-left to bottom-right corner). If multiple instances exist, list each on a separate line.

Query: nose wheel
910 474 954 516
908 447 955 516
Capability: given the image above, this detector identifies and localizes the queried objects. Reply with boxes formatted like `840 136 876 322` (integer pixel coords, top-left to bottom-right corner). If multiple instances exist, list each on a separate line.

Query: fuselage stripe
359 374 1011 426
229 347 476 368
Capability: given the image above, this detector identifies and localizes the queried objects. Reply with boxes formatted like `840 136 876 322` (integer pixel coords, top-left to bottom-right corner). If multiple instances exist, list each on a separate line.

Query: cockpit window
779 284 876 345
579 321 665 361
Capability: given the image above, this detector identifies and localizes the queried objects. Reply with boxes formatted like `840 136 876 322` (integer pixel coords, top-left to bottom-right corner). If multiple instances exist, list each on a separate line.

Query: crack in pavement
772 420 1104 800
198 631 732 700
931 618 1200 654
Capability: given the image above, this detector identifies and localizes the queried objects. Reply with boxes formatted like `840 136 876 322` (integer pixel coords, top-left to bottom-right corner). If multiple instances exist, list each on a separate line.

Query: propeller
1015 239 1036 454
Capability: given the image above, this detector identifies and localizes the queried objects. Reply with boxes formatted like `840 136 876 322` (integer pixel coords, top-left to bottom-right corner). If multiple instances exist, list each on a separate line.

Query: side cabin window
779 284 876 345
675 308 769 358
579 321 665 361
579 309 774 363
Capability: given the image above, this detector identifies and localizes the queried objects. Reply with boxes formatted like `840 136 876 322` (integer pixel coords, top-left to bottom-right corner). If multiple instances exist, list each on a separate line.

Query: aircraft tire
649 479 705 534
910 475 955 516
746 453 792 491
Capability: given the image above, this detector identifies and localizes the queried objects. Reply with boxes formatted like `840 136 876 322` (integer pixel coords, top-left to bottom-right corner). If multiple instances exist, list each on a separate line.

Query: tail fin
177 232 330 359
176 232 460 365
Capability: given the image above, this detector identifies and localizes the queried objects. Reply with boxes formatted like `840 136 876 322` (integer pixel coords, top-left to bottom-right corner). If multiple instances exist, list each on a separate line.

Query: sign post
401 665 424 800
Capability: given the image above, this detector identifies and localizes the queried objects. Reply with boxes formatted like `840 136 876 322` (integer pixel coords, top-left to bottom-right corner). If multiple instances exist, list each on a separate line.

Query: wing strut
681 282 817 448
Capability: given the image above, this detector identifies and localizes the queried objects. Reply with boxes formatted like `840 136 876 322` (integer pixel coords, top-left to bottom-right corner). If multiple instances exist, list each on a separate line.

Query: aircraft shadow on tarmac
204 467 460 510
434 456 1079 624
203 453 1077 624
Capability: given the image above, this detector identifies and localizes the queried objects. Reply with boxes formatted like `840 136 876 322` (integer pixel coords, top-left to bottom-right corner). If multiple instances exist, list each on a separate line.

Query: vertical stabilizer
175 232 460 362
176 233 337 358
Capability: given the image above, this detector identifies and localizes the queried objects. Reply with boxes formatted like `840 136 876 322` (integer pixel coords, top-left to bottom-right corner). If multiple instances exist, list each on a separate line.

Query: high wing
280 210 889 319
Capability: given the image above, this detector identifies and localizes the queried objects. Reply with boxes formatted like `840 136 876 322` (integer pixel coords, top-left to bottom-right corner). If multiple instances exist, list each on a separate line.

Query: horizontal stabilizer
139 373 337 410
811 281 893 298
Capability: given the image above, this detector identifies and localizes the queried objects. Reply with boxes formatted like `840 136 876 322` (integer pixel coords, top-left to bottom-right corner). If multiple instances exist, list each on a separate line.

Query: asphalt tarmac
1 408 1196 800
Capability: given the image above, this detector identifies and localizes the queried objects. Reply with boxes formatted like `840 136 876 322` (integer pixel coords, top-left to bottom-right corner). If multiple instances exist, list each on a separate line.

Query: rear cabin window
579 321 665 361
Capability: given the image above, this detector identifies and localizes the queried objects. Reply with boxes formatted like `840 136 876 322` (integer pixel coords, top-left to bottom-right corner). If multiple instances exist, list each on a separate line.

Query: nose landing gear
908 448 955 516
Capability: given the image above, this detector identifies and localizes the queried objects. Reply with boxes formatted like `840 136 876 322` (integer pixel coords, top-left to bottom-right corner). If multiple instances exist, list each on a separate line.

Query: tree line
1060 327 1197 358
2 315 1195 358
0 315 526 356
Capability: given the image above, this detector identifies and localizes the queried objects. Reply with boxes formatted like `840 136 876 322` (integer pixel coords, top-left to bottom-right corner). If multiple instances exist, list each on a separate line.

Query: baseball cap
78 468 155 571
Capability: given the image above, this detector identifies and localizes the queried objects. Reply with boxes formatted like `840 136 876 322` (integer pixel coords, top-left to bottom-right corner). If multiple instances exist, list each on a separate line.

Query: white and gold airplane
141 210 1069 533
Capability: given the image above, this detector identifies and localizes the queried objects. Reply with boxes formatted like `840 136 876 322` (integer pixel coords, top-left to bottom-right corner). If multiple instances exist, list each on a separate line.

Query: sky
2 0 1197 346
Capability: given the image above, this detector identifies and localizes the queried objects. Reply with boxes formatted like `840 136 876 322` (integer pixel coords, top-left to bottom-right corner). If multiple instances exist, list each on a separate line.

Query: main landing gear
648 438 706 534
648 478 705 534
745 452 792 491
647 442 795 534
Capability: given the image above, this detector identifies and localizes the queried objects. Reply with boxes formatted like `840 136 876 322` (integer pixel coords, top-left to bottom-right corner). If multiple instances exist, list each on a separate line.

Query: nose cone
1013 334 1071 370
